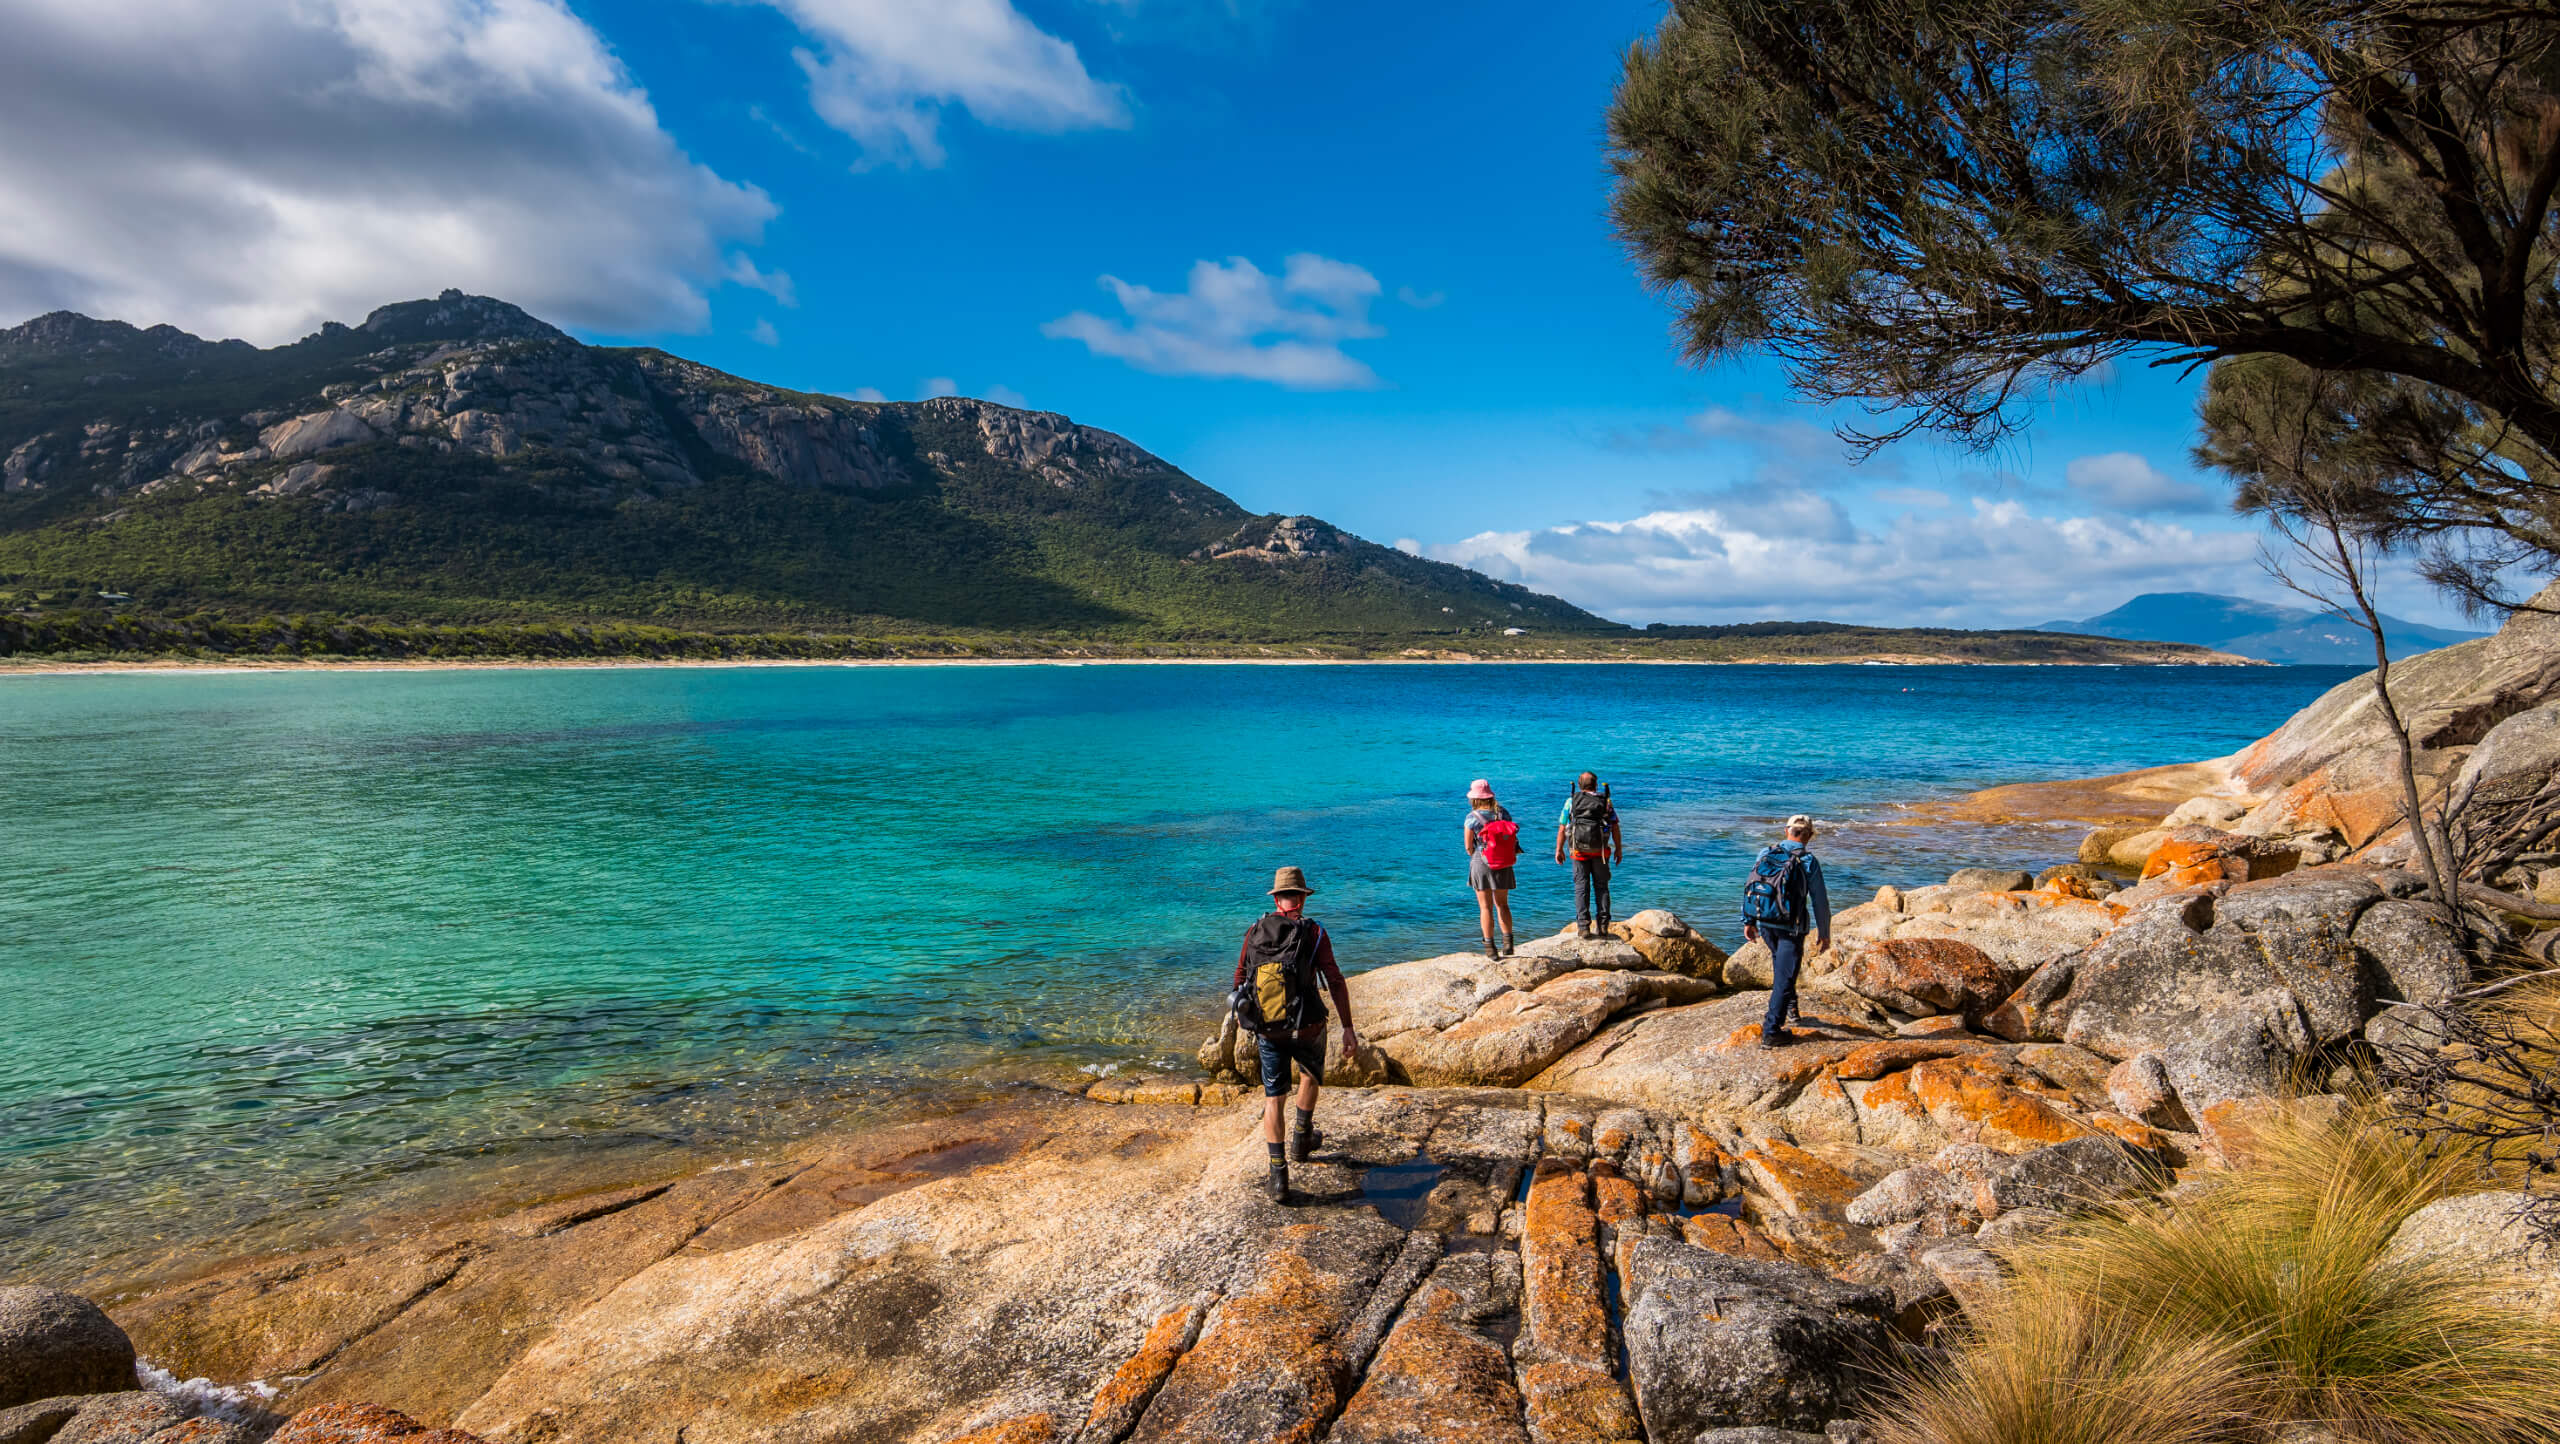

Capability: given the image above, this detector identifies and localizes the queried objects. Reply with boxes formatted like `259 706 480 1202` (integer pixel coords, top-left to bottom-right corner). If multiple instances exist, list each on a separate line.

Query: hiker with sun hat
1229 866 1359 1203
1463 779 1521 959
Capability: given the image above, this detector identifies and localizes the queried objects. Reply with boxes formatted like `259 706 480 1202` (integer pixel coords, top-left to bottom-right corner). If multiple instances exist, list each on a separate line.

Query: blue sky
0 0 2475 629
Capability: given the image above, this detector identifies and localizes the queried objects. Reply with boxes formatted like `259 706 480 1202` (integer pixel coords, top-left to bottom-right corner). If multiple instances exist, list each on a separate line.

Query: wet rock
1980 1138 2165 1216
268 1402 489 1442
1947 868 2034 893
45 1391 188 1443
1837 937 2017 1021
0 1288 136 1409
2378 1191 2560 1316
1621 1238 1895 1437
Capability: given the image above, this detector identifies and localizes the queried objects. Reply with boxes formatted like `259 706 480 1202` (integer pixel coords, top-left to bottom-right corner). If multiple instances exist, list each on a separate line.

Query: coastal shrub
2387 976 2560 1237
1869 1106 2560 1444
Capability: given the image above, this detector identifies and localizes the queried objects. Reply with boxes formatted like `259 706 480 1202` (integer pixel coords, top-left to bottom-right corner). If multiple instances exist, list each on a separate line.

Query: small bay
0 660 2349 1275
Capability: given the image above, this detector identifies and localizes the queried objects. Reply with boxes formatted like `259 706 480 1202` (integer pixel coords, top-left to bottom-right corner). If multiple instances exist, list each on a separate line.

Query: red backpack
1479 815 1521 868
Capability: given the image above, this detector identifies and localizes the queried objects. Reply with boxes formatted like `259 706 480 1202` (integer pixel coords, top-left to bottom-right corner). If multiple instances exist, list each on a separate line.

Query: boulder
1843 1167 1951 1228
2158 990 2317 1117
1972 1206 2067 1251
0 1288 135 1409
1979 1138 2165 1216
2035 864 2119 899
2138 826 2300 889
2351 899 2469 1007
259 407 378 459
44 1391 188 1444
2102 1053 2192 1131
1376 969 1649 1087
1620 1237 1896 1437
1724 938 1775 990
1611 910 1729 980
2379 1192 2560 1317
0 1397 83 1444
1837 937 2016 1021
1947 867 2035 894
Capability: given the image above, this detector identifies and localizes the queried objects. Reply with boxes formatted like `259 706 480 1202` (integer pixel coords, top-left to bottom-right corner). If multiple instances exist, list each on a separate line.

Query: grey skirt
1469 855 1516 892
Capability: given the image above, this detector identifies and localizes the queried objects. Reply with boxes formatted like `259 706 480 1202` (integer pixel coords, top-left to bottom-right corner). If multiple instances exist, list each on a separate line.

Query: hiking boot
1289 1126 1323 1163
1485 938 1501 961
1757 1029 1788 1049
1265 1161 1289 1203
1574 921 1593 939
1502 933 1516 957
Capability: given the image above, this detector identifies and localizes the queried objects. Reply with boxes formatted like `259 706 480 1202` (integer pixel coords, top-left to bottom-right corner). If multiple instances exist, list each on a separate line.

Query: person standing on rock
1555 772 1623 937
1741 814 1832 1047
1464 779 1521 959
1232 867 1360 1203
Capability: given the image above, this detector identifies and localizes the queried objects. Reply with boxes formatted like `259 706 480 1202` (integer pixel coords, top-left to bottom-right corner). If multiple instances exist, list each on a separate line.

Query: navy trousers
1761 929 1806 1039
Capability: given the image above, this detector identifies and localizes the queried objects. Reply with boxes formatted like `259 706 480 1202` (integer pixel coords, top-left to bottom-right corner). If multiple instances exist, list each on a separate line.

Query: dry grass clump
1865 1104 2560 1444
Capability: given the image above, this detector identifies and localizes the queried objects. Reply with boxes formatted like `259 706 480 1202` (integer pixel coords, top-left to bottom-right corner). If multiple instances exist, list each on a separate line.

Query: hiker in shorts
1554 772 1623 937
1741 814 1832 1048
1463 779 1520 959
1233 866 1359 1203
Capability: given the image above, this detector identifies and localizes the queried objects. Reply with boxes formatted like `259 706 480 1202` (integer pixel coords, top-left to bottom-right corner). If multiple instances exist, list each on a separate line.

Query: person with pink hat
1463 779 1521 958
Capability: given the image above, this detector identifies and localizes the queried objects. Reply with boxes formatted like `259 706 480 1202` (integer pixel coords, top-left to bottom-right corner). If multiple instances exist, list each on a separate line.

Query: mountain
0 292 1608 639
2037 591 2487 664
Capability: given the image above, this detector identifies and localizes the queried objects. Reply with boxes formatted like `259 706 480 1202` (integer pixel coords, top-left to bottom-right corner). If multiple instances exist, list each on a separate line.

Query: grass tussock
1866 1104 2560 1444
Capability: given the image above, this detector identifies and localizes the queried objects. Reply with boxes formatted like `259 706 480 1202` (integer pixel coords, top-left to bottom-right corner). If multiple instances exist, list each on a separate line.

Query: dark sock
1268 1141 1285 1162
1293 1107 1314 1134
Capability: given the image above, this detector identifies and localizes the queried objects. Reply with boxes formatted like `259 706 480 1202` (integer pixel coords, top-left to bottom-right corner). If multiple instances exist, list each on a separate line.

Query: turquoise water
0 661 2351 1274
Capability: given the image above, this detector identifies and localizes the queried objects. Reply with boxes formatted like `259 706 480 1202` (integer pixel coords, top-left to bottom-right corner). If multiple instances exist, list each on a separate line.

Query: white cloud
750 318 781 346
1431 498 2262 627
922 376 961 399
762 0 1129 167
726 254 799 307
838 387 890 403
984 383 1029 408
2065 452 2220 513
1396 285 1445 309
1043 253 1387 389
0 0 778 345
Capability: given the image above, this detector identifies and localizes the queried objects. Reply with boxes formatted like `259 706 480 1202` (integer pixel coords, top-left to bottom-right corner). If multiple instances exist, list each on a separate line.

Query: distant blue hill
2036 591 2486 664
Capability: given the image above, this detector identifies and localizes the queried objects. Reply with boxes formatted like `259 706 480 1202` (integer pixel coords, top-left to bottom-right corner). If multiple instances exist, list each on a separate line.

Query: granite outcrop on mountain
0 293 1604 638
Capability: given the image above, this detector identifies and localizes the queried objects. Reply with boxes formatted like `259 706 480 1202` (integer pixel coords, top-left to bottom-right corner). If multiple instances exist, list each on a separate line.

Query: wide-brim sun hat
1467 779 1495 800
1269 865 1316 896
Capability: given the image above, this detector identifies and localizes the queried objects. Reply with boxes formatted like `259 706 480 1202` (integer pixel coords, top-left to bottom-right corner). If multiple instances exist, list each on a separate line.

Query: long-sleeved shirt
1747 840 1832 937
1235 915 1355 1031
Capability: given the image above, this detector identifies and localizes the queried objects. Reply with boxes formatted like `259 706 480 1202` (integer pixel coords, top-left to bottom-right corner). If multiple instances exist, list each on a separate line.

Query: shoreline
0 652 2279 677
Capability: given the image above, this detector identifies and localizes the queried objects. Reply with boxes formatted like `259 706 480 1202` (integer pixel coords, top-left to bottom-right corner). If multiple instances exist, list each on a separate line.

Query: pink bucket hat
1467 779 1495 800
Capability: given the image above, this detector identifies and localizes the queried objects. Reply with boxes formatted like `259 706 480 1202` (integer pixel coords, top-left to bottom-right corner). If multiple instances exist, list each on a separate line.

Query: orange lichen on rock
1738 1139 1864 1218
1520 1171 1610 1372
1906 1057 2093 1154
2084 1112 2167 1153
1830 1039 1973 1081
1680 1211 1785 1261
1129 1230 1380 1444
1329 1282 1530 1444
1077 1299 1207 1443
1515 1361 1645 1444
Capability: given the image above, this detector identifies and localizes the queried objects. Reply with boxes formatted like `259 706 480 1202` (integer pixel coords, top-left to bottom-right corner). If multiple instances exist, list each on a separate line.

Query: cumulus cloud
0 0 778 344
922 376 961 399
984 383 1029 408
726 255 799 307
839 387 891 403
764 0 1129 167
1430 498 2262 627
1043 253 1388 388
2065 452 2221 513
750 319 782 346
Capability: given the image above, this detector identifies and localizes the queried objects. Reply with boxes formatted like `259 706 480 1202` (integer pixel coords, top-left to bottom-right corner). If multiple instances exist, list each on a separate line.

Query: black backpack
1567 786 1614 854
1231 913 1322 1035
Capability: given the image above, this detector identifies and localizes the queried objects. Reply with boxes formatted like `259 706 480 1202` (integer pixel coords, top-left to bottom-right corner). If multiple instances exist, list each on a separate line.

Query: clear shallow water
0 661 2352 1274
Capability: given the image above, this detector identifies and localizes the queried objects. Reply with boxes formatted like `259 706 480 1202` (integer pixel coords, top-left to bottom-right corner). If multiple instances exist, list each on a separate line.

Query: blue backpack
1741 846 1809 931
